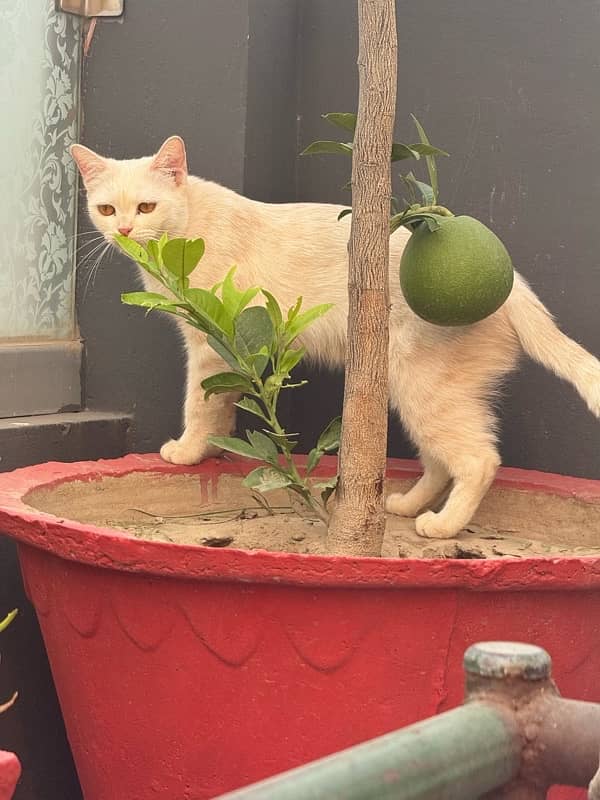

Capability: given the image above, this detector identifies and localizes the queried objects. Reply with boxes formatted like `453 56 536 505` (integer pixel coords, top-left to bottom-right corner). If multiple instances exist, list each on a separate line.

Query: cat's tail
507 276 600 418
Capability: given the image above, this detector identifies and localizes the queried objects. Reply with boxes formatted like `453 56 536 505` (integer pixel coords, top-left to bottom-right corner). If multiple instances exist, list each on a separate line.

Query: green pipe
215 702 520 800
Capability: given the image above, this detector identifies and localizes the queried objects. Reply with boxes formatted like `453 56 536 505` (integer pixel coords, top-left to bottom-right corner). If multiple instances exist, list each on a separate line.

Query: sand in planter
27 471 600 559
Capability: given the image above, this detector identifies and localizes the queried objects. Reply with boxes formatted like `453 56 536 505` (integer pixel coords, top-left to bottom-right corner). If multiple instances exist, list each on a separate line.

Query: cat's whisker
75 236 106 258
69 230 102 249
82 241 112 299
70 229 100 239
77 240 110 272
79 240 111 282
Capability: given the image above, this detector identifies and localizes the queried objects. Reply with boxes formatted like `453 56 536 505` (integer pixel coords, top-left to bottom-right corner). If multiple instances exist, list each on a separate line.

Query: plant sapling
117 233 340 523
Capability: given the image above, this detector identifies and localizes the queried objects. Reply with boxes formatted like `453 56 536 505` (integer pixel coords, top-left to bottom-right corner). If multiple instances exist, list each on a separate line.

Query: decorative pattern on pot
279 587 385 672
110 579 179 653
180 583 270 667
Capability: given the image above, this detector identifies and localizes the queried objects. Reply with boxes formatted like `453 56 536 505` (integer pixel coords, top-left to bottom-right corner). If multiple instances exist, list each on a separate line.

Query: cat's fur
71 136 600 539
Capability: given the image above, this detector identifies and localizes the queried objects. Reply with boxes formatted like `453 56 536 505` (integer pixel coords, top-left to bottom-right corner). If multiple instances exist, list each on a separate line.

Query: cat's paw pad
385 492 421 518
160 437 221 466
415 510 458 540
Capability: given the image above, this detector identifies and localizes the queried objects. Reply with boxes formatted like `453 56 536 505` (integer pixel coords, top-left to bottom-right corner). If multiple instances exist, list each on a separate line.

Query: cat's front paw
160 437 222 466
415 510 458 540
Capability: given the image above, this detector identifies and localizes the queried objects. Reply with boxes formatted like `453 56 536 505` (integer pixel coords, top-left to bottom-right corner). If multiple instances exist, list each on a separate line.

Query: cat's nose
118 226 133 236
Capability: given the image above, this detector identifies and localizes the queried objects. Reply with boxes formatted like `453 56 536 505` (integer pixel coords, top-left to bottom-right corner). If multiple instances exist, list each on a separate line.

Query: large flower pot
0 454 598 800
0 752 20 800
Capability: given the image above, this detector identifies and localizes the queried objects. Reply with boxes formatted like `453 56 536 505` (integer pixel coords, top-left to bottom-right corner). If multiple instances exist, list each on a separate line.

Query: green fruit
400 215 514 326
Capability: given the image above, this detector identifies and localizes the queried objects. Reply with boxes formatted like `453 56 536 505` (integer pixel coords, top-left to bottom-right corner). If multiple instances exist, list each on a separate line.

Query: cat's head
70 136 190 244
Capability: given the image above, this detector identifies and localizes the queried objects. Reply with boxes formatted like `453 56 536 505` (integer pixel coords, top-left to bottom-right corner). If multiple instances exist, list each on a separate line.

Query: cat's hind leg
414 442 500 539
385 453 449 517
388 349 501 539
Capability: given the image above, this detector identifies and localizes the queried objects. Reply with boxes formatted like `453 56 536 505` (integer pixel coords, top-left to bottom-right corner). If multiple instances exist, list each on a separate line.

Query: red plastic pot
0 455 598 800
0 752 20 800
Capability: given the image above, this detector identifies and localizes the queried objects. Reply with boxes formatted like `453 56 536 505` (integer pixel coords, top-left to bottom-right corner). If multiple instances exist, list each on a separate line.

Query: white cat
71 136 600 540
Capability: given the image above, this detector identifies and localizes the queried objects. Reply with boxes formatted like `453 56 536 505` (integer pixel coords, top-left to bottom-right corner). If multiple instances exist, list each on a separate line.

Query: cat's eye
137 202 156 214
97 204 115 216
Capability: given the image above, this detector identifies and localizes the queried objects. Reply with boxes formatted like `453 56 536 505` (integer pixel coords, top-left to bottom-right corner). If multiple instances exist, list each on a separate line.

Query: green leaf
247 430 279 465
305 417 341 475
314 476 339 505
300 141 353 157
121 292 179 312
322 112 357 133
306 447 323 475
146 239 161 267
235 396 269 422
422 216 443 233
411 115 442 204
390 211 443 235
207 435 263 460
261 290 284 332
221 267 261 319
243 467 293 493
317 416 341 452
401 173 435 206
161 238 205 280
279 347 305 375
247 345 270 377
287 297 303 323
408 143 449 158
284 303 333 345
234 306 274 359
391 142 420 162
264 429 298 452
114 234 149 264
201 372 254 399
206 334 242 372
337 208 352 221
185 288 233 336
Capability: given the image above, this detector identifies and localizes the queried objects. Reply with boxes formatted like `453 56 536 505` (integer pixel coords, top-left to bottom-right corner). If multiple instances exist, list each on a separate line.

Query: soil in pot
26 470 600 559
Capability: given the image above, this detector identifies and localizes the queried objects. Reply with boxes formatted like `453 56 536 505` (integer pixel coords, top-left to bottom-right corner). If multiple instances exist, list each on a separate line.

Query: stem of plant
251 372 329 524
416 205 453 217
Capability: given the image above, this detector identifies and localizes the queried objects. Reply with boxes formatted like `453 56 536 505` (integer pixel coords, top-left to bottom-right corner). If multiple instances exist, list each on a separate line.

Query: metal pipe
537 698 600 788
215 702 521 800
213 643 600 800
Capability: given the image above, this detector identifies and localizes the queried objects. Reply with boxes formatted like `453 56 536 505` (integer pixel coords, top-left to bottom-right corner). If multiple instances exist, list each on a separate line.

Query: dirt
26 472 600 559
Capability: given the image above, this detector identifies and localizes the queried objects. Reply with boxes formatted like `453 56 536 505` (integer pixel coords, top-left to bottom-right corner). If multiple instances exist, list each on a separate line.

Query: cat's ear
70 144 108 186
150 136 188 185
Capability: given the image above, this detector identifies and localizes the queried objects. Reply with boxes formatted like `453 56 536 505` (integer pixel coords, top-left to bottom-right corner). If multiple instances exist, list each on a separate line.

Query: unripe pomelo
399 215 514 326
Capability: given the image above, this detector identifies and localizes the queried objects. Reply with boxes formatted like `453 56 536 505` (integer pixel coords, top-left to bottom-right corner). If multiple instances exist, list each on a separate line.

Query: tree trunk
327 0 397 556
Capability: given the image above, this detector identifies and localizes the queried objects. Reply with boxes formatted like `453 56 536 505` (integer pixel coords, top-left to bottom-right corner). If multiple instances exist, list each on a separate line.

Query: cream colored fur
71 136 600 539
